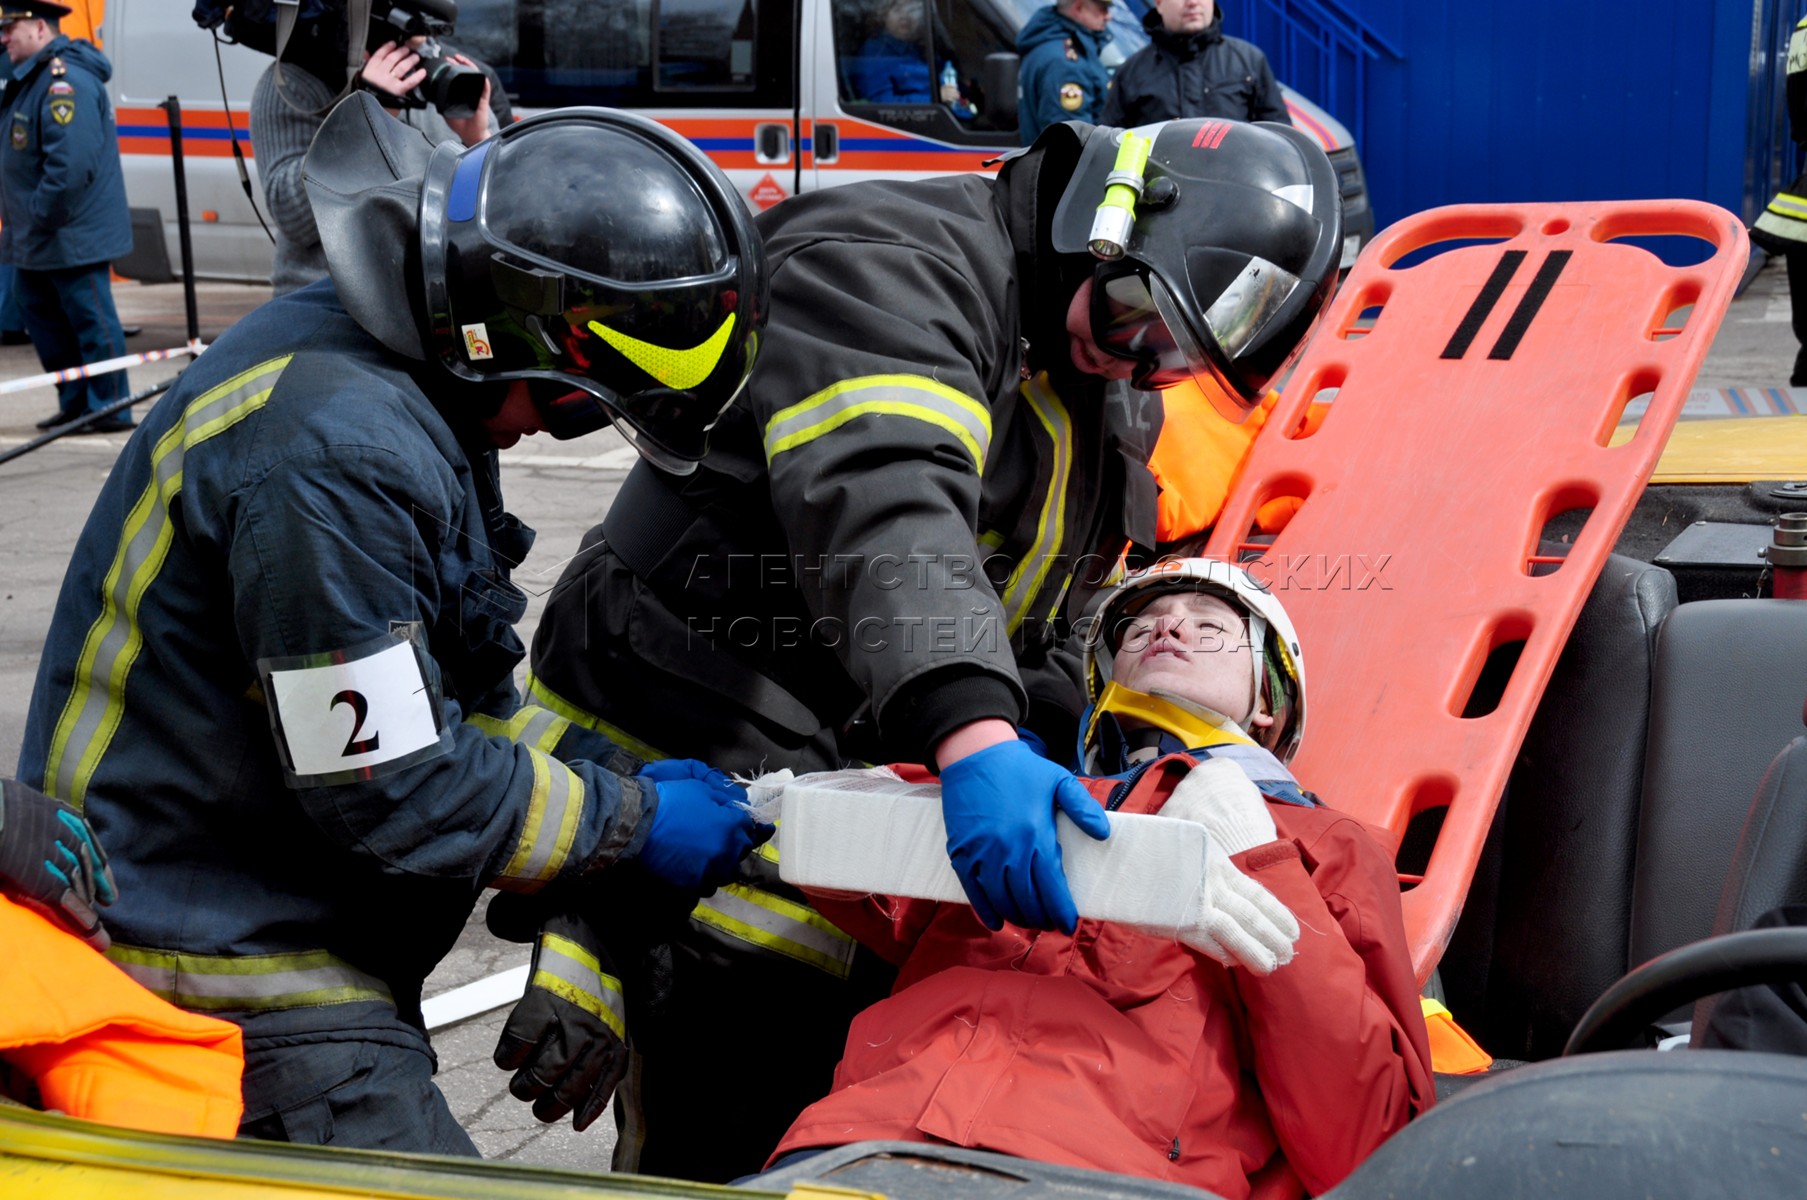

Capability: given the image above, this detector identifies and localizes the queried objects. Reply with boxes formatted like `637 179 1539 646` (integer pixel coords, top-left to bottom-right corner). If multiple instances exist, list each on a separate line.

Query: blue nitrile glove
635 773 773 893
1016 726 1055 761
637 757 741 802
939 740 1111 933
0 777 118 949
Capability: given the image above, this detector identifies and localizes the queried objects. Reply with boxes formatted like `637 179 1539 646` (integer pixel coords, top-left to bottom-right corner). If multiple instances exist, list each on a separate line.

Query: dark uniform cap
0 2 73 21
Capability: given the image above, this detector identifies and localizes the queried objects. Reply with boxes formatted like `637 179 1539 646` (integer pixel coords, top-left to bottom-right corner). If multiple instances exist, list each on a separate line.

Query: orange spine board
1203 201 1749 981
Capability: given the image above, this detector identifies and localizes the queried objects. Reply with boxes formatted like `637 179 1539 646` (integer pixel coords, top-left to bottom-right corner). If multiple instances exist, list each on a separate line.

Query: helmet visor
1092 265 1218 393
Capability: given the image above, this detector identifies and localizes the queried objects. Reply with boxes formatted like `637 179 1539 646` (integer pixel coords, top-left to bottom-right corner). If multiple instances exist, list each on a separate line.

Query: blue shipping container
1218 0 1797 236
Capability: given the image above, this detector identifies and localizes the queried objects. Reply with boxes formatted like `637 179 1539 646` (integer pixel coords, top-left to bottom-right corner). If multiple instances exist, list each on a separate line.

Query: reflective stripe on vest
44 356 292 809
534 931 627 1040
999 373 1075 633
691 883 858 979
762 374 993 472
106 944 392 1013
492 746 587 891
524 670 673 763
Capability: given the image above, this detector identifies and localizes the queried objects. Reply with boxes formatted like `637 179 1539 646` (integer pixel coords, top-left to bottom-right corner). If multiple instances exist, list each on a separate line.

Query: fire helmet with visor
1082 558 1306 763
417 107 766 473
1049 118 1342 421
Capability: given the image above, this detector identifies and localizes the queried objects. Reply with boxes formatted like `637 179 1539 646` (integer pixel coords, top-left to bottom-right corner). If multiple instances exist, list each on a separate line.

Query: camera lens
417 45 487 119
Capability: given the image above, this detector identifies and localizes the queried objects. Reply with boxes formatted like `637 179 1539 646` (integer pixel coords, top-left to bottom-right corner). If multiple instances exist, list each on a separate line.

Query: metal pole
158 95 202 349
0 376 178 467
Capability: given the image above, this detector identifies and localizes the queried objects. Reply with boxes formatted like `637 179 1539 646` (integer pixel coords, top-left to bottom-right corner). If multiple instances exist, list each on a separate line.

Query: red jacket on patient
770 754 1436 1200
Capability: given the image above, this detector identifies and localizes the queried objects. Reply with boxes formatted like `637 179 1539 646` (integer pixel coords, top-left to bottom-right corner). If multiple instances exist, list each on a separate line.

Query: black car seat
1445 555 1675 1059
1689 732 1807 1042
1455 587 1807 1060
1629 601 1807 971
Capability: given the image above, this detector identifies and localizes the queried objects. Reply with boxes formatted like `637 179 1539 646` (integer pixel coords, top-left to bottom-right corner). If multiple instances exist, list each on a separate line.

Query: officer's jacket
1016 7 1111 144
0 35 131 271
18 281 650 1055
1099 12 1290 129
775 755 1437 1199
1755 18 1807 253
531 170 1158 770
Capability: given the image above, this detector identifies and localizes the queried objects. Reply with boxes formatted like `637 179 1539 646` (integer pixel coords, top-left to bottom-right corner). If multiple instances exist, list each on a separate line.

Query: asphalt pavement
0 253 1802 1173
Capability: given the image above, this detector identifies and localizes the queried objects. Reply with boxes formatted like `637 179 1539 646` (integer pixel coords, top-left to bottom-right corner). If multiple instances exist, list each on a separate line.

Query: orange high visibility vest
0 895 244 1137
1149 380 1327 544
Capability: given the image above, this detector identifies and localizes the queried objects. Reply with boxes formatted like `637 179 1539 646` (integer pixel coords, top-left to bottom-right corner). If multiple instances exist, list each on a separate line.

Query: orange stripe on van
1284 101 1335 153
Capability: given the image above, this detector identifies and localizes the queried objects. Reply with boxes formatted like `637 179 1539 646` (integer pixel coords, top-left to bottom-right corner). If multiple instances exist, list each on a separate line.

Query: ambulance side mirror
983 52 1019 128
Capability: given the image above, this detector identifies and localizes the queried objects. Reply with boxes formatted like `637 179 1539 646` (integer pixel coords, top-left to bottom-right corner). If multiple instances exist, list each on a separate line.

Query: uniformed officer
521 118 1346 1179
1016 0 1115 144
1754 15 1807 386
18 94 771 1154
0 0 133 432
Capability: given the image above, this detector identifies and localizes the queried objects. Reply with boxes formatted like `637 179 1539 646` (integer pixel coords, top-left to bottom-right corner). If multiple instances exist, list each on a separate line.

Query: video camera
365 0 487 119
194 0 486 119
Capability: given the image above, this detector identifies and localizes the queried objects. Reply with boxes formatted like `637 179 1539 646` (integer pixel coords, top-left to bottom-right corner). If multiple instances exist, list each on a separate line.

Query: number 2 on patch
331 689 381 757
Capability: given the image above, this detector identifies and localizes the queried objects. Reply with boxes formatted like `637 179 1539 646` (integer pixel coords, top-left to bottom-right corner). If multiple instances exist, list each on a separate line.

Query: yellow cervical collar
1088 682 1257 750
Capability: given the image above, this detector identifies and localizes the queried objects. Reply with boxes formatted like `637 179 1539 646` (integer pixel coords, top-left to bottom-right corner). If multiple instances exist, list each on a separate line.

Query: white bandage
765 765 1301 973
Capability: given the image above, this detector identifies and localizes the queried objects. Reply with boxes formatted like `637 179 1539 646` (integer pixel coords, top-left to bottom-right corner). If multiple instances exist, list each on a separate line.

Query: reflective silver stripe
763 374 993 471
1755 207 1807 245
494 747 585 890
535 932 627 1039
45 356 291 807
1771 193 1807 218
106 944 392 1013
467 705 570 756
691 883 857 979
999 375 1075 633
517 706 567 754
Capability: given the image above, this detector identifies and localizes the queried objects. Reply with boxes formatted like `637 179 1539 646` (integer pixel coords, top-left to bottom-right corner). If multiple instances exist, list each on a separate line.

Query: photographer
248 0 500 295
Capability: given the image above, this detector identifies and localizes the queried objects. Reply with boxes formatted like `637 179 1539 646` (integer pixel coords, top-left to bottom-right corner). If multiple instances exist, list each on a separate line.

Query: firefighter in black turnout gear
522 118 1343 1180
17 94 769 1154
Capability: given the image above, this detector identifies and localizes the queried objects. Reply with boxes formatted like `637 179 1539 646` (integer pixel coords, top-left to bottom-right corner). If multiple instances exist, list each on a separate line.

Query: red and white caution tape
0 339 204 398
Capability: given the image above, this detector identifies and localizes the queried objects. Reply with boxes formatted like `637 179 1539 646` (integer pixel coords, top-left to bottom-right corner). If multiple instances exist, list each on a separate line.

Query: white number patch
262 635 448 786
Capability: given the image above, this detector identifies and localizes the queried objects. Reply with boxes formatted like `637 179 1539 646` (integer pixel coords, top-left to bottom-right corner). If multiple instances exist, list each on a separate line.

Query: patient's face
1111 592 1268 729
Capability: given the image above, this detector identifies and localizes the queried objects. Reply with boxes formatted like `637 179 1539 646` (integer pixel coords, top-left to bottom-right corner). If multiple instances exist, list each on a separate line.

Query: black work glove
0 778 117 949
491 909 629 1131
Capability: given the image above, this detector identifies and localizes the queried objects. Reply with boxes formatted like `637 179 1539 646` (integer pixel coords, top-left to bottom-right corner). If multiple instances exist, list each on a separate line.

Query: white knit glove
1181 842 1300 974
1163 759 1299 975
1162 757 1278 854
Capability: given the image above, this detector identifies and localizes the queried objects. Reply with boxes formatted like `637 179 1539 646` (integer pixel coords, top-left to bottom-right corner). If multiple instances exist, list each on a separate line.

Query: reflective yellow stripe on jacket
467 703 588 890
998 373 1075 633
692 882 859 979
763 374 993 472
524 670 673 764
466 704 570 756
534 931 628 1040
44 356 292 809
107 944 392 1013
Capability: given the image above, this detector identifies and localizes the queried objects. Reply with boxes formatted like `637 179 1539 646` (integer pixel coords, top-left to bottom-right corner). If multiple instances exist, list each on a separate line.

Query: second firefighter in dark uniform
526 118 1346 1179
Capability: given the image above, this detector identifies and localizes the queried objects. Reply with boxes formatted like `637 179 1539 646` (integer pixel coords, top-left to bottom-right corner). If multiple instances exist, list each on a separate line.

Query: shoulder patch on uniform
48 80 73 96
1059 81 1086 111
49 95 75 126
259 630 450 787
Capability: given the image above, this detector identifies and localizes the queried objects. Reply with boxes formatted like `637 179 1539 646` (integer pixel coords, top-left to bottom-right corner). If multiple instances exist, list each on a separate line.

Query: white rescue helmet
1083 558 1307 762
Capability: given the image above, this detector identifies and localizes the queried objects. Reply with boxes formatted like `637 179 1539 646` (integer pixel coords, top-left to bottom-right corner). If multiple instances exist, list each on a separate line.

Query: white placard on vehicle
261 635 449 786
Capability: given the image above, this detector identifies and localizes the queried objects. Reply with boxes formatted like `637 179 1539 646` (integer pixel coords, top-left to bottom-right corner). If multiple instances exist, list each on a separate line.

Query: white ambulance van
104 0 1373 284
